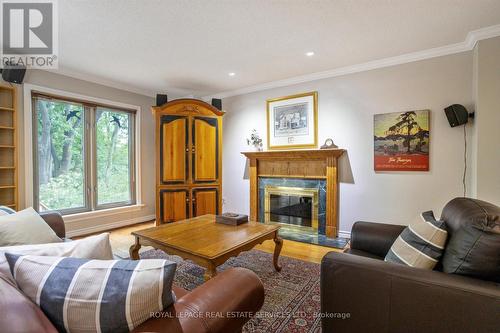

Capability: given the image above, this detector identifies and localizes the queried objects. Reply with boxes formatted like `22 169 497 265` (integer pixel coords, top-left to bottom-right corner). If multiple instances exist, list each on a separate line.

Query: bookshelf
0 84 17 210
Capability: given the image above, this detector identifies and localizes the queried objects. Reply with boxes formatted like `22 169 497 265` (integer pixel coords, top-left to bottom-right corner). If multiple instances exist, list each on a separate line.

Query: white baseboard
338 230 351 239
66 214 155 238
66 215 351 239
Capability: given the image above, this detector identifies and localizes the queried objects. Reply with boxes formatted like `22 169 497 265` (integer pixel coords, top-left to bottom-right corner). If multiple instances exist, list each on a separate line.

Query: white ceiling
57 0 500 98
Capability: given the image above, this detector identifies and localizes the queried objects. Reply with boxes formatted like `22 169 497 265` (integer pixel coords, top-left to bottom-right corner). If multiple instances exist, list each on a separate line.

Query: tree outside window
33 93 136 214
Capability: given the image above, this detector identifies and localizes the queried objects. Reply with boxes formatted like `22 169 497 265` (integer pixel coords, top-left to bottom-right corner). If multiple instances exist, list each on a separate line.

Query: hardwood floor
99 221 345 263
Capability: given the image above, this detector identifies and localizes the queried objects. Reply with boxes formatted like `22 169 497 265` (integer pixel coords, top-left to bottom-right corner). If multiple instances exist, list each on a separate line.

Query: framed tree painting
374 110 430 171
266 91 318 150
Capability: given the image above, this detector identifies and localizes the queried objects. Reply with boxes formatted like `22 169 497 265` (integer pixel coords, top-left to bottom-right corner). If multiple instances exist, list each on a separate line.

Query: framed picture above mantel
266 91 318 150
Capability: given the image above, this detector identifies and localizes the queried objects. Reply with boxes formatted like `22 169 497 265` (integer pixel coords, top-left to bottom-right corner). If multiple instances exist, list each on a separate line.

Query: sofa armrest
132 267 265 333
321 252 500 333
0 274 58 333
350 221 405 257
39 211 65 239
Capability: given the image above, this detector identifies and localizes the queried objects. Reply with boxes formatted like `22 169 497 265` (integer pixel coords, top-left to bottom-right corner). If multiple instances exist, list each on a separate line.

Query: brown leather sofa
0 212 265 333
321 198 500 333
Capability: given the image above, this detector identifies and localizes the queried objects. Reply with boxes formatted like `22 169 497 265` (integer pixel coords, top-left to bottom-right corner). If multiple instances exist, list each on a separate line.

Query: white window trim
23 84 143 220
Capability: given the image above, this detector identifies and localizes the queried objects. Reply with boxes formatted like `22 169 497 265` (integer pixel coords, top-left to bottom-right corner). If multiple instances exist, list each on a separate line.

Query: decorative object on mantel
320 138 338 149
242 149 345 240
374 110 430 172
266 91 318 150
246 129 263 151
215 213 249 225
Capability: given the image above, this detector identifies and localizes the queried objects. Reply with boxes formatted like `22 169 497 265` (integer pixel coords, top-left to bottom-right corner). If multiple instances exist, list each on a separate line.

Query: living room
0 1 499 333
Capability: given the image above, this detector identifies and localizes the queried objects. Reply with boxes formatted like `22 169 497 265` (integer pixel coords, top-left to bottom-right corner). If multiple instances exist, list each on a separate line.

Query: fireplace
264 186 319 231
257 177 349 248
259 178 326 235
242 149 346 246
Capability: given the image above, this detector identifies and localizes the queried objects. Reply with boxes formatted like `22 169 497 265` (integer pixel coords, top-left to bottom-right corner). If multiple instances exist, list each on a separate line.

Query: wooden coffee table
130 214 282 280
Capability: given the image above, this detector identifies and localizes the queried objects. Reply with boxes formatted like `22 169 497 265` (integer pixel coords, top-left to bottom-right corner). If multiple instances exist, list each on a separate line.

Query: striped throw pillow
0 206 15 216
5 254 177 333
385 211 448 269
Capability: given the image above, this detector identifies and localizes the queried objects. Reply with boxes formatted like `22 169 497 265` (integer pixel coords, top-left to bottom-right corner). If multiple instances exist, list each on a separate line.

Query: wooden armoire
152 99 224 225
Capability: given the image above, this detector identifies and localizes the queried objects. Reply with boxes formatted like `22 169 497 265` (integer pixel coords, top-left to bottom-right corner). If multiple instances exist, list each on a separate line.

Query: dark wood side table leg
273 231 283 272
204 262 217 281
129 237 141 260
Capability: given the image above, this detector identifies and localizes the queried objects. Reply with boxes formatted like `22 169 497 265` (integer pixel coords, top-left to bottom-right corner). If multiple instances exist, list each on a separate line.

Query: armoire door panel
192 188 218 216
192 117 218 183
160 115 188 184
159 189 189 224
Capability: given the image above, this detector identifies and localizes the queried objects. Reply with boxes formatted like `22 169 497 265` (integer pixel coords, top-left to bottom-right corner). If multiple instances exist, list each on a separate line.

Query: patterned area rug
140 249 322 333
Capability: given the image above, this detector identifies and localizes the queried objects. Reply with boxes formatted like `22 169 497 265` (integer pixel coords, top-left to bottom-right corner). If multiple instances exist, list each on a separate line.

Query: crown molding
204 24 500 100
39 67 158 97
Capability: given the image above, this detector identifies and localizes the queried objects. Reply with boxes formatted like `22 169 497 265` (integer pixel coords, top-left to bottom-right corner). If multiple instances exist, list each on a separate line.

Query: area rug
139 249 322 333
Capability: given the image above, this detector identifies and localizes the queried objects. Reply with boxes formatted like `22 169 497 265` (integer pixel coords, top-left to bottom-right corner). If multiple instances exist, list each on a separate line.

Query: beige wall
222 52 474 233
10 70 156 235
473 37 500 204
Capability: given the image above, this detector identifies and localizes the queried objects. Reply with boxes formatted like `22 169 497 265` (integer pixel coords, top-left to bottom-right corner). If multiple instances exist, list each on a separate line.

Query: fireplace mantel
242 149 345 238
242 149 345 160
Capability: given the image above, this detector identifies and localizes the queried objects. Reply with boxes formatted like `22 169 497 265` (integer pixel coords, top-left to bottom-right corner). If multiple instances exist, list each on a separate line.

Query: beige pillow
0 233 113 283
0 207 62 246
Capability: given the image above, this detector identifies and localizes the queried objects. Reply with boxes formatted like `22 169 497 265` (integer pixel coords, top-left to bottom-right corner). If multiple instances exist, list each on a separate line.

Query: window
32 92 136 214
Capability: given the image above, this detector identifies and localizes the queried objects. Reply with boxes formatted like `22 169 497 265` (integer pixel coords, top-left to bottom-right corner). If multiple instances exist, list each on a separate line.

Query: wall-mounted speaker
444 104 474 127
211 98 222 110
0 63 26 84
156 94 168 107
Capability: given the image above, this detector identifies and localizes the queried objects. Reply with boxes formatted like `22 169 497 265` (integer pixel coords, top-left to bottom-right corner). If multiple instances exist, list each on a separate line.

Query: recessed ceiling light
228 72 236 76
306 51 315 57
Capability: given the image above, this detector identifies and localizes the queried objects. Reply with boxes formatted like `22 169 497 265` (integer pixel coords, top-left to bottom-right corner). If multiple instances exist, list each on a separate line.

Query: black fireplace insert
269 194 313 227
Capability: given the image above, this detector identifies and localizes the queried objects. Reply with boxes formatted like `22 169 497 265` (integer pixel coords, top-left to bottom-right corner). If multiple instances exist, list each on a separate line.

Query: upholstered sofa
321 198 500 333
0 212 264 333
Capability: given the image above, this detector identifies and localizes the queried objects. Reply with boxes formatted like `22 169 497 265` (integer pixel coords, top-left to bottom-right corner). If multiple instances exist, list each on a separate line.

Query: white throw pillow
0 233 113 283
5 254 176 333
0 207 62 246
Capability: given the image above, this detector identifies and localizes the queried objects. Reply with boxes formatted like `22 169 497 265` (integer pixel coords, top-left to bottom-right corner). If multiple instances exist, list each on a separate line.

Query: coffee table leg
273 232 283 272
129 237 141 260
204 262 217 281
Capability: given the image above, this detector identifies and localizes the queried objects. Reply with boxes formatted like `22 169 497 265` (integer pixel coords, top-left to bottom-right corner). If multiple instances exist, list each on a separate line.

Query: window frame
31 91 137 215
92 106 137 210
